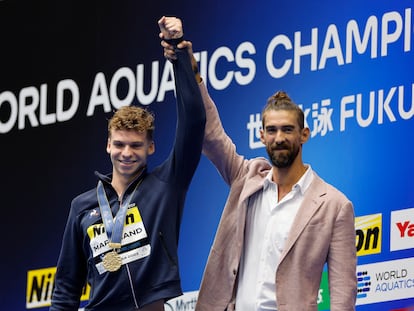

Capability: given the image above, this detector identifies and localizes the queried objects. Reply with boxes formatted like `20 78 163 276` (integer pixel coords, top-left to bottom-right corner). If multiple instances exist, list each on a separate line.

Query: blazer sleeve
199 82 246 186
327 200 357 311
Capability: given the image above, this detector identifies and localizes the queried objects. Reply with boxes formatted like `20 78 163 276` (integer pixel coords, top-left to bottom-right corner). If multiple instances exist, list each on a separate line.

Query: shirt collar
264 164 314 195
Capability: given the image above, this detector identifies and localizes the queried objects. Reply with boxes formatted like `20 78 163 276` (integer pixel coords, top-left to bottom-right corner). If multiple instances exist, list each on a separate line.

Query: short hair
262 91 305 129
108 106 155 140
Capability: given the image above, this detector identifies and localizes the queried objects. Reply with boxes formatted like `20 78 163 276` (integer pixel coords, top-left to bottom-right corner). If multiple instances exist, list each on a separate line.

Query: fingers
164 49 177 61
177 40 192 51
161 40 177 61
160 39 194 62
163 17 183 36
157 16 183 40
157 16 165 27
158 17 192 62
157 16 166 26
158 16 168 38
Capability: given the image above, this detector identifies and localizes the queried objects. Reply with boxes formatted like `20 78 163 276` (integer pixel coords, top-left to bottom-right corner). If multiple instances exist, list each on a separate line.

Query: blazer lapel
279 174 327 263
240 173 266 202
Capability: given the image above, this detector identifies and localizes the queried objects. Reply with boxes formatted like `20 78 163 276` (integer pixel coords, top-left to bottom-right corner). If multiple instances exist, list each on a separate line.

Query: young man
50 17 205 311
162 22 357 311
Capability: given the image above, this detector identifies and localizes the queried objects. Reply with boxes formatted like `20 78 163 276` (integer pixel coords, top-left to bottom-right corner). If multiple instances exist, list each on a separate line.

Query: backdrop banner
1 1 413 310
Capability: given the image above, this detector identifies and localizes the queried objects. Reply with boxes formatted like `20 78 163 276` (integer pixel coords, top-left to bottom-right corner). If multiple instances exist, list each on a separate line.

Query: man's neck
111 169 145 199
272 162 307 201
111 178 129 200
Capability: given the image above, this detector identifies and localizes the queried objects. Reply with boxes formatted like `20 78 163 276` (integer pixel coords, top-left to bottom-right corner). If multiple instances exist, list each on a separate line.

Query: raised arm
157 17 206 187
162 34 246 186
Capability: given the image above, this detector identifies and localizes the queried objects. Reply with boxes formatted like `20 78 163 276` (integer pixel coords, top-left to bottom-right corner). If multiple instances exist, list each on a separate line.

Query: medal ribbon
96 177 143 249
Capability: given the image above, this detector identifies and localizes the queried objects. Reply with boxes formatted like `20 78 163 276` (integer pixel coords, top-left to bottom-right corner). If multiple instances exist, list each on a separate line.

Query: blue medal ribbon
96 177 143 249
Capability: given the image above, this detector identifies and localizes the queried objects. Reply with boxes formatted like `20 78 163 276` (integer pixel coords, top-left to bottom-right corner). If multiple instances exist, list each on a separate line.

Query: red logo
391 307 414 311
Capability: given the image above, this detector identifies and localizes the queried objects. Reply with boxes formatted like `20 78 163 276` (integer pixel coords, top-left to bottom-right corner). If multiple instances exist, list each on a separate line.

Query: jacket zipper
119 196 140 309
126 264 140 309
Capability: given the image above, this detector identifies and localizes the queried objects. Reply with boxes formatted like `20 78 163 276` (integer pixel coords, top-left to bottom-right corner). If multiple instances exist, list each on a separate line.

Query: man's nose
274 130 286 144
122 145 133 156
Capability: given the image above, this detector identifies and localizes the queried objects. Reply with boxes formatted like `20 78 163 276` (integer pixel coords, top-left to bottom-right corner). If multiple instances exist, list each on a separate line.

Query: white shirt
235 165 314 311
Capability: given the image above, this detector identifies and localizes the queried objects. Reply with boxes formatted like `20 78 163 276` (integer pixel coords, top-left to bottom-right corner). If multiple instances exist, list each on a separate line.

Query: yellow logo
87 206 142 240
26 267 90 309
355 213 382 256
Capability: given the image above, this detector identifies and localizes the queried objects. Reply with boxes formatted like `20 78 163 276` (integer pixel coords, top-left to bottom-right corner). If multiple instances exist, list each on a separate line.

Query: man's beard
267 143 300 168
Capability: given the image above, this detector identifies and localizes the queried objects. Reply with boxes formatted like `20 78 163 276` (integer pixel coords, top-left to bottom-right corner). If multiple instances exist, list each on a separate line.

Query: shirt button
233 269 237 275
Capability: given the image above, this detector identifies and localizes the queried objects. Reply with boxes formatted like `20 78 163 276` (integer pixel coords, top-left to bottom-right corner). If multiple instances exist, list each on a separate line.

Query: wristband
164 37 184 46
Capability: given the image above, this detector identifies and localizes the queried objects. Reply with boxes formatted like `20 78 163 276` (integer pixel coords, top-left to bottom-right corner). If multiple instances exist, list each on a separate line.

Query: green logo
318 271 330 311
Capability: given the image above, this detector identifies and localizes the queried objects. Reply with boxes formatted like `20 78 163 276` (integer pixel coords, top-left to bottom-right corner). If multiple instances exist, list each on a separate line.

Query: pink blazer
196 83 357 311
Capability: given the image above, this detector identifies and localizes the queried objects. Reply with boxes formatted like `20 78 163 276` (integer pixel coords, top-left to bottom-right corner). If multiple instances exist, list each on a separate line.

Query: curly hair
108 106 155 140
262 91 305 129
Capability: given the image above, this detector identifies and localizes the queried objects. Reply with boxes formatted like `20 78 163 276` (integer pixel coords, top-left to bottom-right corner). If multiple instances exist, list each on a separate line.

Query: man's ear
148 141 155 155
301 127 311 144
260 129 266 145
106 138 111 154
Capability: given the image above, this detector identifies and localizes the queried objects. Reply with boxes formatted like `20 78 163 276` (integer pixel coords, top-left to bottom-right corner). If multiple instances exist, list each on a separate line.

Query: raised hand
158 16 183 40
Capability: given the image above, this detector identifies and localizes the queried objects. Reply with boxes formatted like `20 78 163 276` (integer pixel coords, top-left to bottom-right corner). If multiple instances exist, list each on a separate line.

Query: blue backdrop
0 0 413 310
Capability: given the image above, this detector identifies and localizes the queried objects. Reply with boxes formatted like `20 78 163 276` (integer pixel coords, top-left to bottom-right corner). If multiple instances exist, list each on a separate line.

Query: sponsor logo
390 307 414 311
165 291 198 311
391 208 414 251
26 267 90 309
356 258 414 305
357 270 372 299
317 271 331 310
355 213 382 256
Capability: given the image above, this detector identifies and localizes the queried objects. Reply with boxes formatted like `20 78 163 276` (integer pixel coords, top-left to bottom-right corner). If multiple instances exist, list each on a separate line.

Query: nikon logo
355 213 382 256
26 267 90 309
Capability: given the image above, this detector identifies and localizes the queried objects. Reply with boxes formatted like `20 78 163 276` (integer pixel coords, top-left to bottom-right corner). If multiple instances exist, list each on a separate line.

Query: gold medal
103 250 122 272
96 178 143 273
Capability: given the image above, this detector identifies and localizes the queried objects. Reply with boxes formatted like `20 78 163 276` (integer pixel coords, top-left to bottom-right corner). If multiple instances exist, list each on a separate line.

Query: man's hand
161 39 191 61
158 17 201 83
158 16 183 40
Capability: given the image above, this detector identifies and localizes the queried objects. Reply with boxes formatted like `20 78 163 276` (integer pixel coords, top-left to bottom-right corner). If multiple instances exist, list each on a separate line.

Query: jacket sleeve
50 202 87 311
328 201 357 311
161 47 206 189
199 82 246 186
